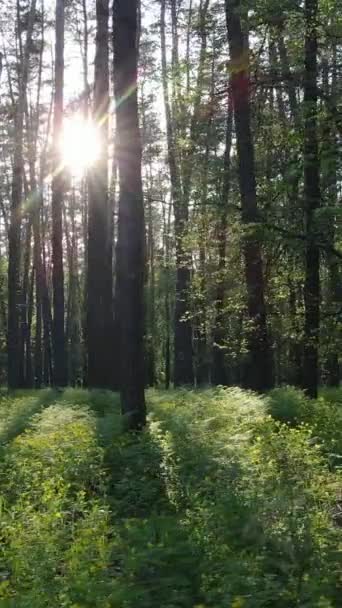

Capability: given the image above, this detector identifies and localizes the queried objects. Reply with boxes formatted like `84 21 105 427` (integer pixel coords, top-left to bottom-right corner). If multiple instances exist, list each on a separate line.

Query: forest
0 0 341 606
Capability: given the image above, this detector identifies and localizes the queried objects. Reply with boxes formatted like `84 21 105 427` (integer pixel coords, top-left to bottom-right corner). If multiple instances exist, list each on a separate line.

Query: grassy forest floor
0 386 341 607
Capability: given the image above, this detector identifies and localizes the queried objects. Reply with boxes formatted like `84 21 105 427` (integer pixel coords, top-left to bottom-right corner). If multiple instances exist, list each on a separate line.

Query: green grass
0 386 341 607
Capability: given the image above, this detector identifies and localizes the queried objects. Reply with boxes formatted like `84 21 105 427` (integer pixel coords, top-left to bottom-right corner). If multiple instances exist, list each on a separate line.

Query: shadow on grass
0 388 58 446
94 391 255 608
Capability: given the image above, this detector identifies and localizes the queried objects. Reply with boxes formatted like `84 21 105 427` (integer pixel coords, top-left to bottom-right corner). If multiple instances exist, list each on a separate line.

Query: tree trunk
212 94 233 385
225 0 273 391
87 0 113 388
25 266 34 387
322 44 340 387
65 194 82 386
163 199 172 389
113 0 146 429
146 193 156 387
302 0 320 398
19 217 32 387
51 0 67 386
160 0 192 385
8 0 37 389
196 46 215 386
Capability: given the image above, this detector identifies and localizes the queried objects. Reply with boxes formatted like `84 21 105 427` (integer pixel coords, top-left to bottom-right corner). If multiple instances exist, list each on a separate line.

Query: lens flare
60 115 101 176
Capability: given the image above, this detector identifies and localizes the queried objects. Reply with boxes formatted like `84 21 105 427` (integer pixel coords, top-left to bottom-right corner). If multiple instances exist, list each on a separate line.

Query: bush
267 386 308 425
268 386 342 466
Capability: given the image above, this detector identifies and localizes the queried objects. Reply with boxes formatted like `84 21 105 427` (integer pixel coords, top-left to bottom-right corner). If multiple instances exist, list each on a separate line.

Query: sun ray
60 114 101 177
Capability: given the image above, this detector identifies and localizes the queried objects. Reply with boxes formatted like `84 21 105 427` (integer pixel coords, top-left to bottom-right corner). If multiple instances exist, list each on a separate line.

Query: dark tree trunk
66 196 82 386
322 45 340 387
41 201 54 385
277 32 299 127
225 0 274 391
113 0 146 429
20 218 32 387
34 274 42 387
25 266 34 387
326 257 340 386
8 113 23 389
30 9 45 388
196 49 216 386
33 190 46 387
145 194 156 387
163 199 172 390
41 190 54 386
51 0 67 386
8 0 37 389
87 0 113 388
302 0 320 398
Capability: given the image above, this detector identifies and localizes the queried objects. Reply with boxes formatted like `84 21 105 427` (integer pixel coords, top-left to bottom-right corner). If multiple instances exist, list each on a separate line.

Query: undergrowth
0 386 341 607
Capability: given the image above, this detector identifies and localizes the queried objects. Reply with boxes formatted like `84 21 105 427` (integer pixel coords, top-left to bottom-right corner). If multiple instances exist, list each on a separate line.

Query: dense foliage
0 387 341 606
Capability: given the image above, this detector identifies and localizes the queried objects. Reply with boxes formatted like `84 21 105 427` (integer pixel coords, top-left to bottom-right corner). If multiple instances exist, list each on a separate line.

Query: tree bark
302 0 321 398
161 0 192 385
87 0 113 388
51 0 67 386
322 43 340 386
212 94 233 386
225 0 274 391
8 0 37 389
113 0 146 428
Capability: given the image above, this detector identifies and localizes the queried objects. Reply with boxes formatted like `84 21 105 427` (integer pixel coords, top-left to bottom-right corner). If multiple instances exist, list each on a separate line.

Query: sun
60 115 101 176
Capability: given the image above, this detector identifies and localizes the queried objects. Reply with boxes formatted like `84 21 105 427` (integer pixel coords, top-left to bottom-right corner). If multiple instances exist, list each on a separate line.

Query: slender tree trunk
225 0 273 391
39 109 54 387
113 0 146 428
196 45 215 385
51 0 67 386
81 0 90 115
212 94 233 385
185 0 193 98
277 31 299 127
146 193 156 386
161 0 192 385
65 195 82 385
163 199 172 389
25 267 34 387
8 22 24 389
276 35 303 385
20 217 32 386
32 0 46 387
288 273 303 386
302 0 321 398
161 0 195 385
323 44 340 386
33 187 45 387
8 0 37 389
87 0 113 388
41 193 54 385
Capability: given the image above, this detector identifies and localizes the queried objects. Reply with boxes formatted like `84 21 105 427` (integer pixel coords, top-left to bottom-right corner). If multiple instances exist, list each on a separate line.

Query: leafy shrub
267 385 308 425
320 387 342 407
268 386 342 465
